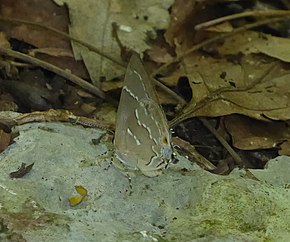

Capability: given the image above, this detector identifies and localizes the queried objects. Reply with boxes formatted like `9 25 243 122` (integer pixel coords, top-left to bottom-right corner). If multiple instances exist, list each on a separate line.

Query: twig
172 136 216 170
152 78 186 105
153 16 290 77
199 118 244 167
200 118 260 180
0 16 126 68
194 10 290 30
15 109 114 132
0 47 117 105
168 63 281 127
0 16 184 105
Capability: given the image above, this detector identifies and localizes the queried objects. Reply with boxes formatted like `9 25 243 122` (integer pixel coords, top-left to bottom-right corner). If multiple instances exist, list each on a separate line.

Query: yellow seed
68 196 83 207
75 185 88 196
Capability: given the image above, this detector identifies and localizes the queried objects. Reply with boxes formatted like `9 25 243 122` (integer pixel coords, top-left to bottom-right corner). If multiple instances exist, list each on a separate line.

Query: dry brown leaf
164 0 197 45
168 53 290 124
225 115 287 150
0 129 11 152
0 32 10 48
0 0 89 78
33 53 89 79
213 31 290 62
162 52 246 88
0 0 70 49
146 46 174 63
279 141 290 156
165 1 224 56
54 0 173 83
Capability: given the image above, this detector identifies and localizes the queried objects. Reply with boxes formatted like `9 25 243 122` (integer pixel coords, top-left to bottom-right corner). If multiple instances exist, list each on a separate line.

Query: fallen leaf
9 163 34 178
164 0 198 45
224 115 287 150
0 128 11 152
0 32 10 48
54 0 173 82
168 54 290 125
279 141 290 156
214 31 290 63
0 0 69 49
146 46 174 63
0 0 88 78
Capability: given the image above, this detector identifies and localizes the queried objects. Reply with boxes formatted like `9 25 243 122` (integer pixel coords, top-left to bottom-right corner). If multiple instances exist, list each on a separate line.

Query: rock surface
0 113 290 241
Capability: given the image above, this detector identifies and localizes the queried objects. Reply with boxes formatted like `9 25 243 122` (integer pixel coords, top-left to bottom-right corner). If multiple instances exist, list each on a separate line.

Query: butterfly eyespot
162 136 168 145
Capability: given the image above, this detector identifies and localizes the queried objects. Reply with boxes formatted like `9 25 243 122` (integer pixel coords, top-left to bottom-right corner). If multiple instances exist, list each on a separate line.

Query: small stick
194 10 290 30
153 16 290 77
0 16 185 105
199 118 244 167
0 16 126 69
0 47 117 105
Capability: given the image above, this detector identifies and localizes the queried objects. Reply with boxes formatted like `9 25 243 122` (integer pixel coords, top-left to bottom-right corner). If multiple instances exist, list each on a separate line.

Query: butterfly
114 53 173 177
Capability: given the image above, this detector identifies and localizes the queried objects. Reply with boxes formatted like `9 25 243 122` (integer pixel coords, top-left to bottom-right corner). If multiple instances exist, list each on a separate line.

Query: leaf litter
0 0 289 175
1 0 290 239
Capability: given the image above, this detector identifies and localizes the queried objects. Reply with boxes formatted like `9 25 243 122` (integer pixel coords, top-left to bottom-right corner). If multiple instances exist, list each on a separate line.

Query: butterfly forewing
114 53 173 177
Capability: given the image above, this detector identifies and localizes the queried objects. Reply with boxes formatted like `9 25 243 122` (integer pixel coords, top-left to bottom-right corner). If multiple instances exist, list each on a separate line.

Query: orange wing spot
162 136 168 145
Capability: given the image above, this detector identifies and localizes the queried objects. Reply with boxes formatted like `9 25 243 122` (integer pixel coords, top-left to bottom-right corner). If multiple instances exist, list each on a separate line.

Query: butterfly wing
114 53 173 177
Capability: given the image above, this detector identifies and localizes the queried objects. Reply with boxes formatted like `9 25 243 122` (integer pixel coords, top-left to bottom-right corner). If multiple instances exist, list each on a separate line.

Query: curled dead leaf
9 163 34 178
